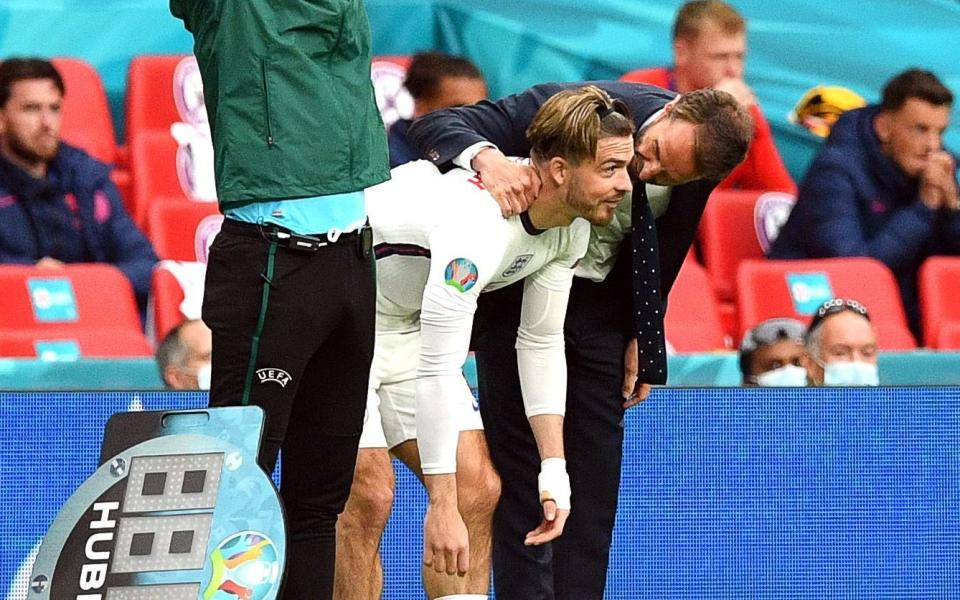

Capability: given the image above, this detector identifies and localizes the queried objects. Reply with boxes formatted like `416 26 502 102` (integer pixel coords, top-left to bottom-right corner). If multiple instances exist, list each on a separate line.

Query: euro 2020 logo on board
205 532 280 600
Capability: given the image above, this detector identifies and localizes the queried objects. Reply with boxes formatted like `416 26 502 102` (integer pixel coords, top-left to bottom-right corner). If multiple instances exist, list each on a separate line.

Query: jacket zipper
261 59 275 147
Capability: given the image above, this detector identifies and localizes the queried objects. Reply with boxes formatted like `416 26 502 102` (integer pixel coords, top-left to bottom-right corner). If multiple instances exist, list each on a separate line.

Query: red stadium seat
665 255 729 352
0 328 151 359
150 263 201 344
131 131 217 231
698 189 796 336
52 57 117 165
699 189 796 302
935 322 960 350
148 200 222 262
0 264 143 334
736 257 916 349
125 54 192 143
918 256 960 348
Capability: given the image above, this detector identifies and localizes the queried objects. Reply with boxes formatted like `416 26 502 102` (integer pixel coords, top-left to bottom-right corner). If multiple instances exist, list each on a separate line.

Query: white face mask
755 364 808 387
823 360 879 386
196 362 212 391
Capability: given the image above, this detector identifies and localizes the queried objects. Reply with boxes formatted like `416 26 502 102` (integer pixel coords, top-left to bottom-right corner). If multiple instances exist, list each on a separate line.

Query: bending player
334 86 635 600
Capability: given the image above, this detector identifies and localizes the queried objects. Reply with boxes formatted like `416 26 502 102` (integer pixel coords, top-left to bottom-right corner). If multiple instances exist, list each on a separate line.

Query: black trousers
203 219 375 600
475 275 632 600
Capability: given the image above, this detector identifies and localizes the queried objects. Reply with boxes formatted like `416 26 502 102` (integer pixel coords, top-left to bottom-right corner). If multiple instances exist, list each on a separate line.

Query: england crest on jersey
501 254 534 278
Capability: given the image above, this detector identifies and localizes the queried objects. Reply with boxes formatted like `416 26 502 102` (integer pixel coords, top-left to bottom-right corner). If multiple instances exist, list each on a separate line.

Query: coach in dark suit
408 81 751 599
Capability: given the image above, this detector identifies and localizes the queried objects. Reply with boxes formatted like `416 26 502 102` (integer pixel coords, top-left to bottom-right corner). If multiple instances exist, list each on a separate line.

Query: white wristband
537 457 571 510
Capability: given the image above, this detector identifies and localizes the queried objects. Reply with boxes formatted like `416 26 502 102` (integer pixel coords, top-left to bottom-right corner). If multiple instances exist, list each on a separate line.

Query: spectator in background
739 317 808 386
156 318 212 390
0 58 157 316
389 51 487 167
803 298 880 386
621 0 795 193
771 69 959 339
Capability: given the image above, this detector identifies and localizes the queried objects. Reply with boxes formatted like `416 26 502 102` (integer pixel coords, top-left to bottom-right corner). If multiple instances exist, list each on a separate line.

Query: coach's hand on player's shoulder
472 147 542 217
424 501 470 576
525 499 570 546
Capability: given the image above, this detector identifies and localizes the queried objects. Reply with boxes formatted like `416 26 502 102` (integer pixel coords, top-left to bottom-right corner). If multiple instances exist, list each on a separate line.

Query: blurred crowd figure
740 298 880 387
156 318 212 390
739 317 807 386
771 68 959 341
388 51 487 167
0 57 157 319
621 0 795 193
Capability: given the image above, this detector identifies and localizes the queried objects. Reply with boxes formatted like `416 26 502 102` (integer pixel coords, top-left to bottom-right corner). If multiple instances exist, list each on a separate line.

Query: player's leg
475 344 554 600
391 430 498 600
334 392 395 600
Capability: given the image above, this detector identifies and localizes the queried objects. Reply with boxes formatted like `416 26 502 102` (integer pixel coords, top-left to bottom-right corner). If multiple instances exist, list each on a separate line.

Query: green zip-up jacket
170 0 390 204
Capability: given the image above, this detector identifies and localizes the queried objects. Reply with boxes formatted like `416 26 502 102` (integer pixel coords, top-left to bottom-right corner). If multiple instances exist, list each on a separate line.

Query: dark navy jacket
0 143 158 312
770 105 960 333
387 118 418 168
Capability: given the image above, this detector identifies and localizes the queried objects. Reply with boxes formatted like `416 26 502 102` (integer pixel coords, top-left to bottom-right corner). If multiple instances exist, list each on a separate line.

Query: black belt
221 218 372 257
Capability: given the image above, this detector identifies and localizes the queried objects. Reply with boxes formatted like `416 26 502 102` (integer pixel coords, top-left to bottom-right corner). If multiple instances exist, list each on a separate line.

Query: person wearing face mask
156 319 212 390
803 298 880 387
739 317 808 386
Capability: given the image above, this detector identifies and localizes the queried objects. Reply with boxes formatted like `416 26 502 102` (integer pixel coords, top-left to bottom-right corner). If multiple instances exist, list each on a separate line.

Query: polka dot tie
631 187 667 385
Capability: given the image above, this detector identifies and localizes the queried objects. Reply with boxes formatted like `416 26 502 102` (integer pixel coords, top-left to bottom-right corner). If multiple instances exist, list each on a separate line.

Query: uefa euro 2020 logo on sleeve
444 258 479 293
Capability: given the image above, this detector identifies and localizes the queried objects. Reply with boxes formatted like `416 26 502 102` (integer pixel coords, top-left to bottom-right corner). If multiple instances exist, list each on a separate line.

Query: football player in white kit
334 86 636 600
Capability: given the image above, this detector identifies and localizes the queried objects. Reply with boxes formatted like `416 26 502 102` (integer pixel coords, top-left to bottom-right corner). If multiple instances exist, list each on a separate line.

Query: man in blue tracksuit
0 58 157 316
771 68 960 339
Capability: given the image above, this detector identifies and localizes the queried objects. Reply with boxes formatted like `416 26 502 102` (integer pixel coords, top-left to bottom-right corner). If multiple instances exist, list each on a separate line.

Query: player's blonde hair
526 85 635 165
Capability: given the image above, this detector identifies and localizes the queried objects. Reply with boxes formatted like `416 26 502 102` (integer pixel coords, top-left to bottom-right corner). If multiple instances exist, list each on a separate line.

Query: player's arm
515 229 586 545
417 226 505 575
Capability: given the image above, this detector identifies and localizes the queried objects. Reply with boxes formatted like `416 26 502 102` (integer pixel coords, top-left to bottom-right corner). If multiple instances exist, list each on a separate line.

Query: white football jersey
365 159 590 474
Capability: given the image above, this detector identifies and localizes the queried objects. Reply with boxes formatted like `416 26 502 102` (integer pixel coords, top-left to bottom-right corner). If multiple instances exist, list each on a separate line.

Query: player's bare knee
458 460 501 518
345 452 395 530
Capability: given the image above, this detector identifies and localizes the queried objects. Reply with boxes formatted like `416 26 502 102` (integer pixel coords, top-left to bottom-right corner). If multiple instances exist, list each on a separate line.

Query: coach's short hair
673 0 745 41
526 85 636 165
670 88 753 181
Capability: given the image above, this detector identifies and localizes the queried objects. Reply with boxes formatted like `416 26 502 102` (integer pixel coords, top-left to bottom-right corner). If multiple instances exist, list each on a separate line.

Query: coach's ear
546 156 570 187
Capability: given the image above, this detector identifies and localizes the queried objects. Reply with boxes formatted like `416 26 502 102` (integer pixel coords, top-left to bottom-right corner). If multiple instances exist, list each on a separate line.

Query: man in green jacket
170 2 390 598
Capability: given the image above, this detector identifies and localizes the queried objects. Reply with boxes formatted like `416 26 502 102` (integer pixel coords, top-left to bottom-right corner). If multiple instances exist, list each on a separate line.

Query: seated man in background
739 317 808 386
156 318 212 390
803 298 880 386
0 58 157 317
771 69 959 340
621 0 794 192
388 51 487 167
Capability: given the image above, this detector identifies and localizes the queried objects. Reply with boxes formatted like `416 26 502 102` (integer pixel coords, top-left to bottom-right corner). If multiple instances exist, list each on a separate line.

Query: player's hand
524 500 570 546
472 147 542 217
526 457 571 545
713 77 756 108
423 502 470 576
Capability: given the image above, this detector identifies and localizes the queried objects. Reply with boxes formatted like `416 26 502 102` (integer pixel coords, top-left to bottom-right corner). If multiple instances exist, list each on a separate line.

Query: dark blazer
407 81 716 355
